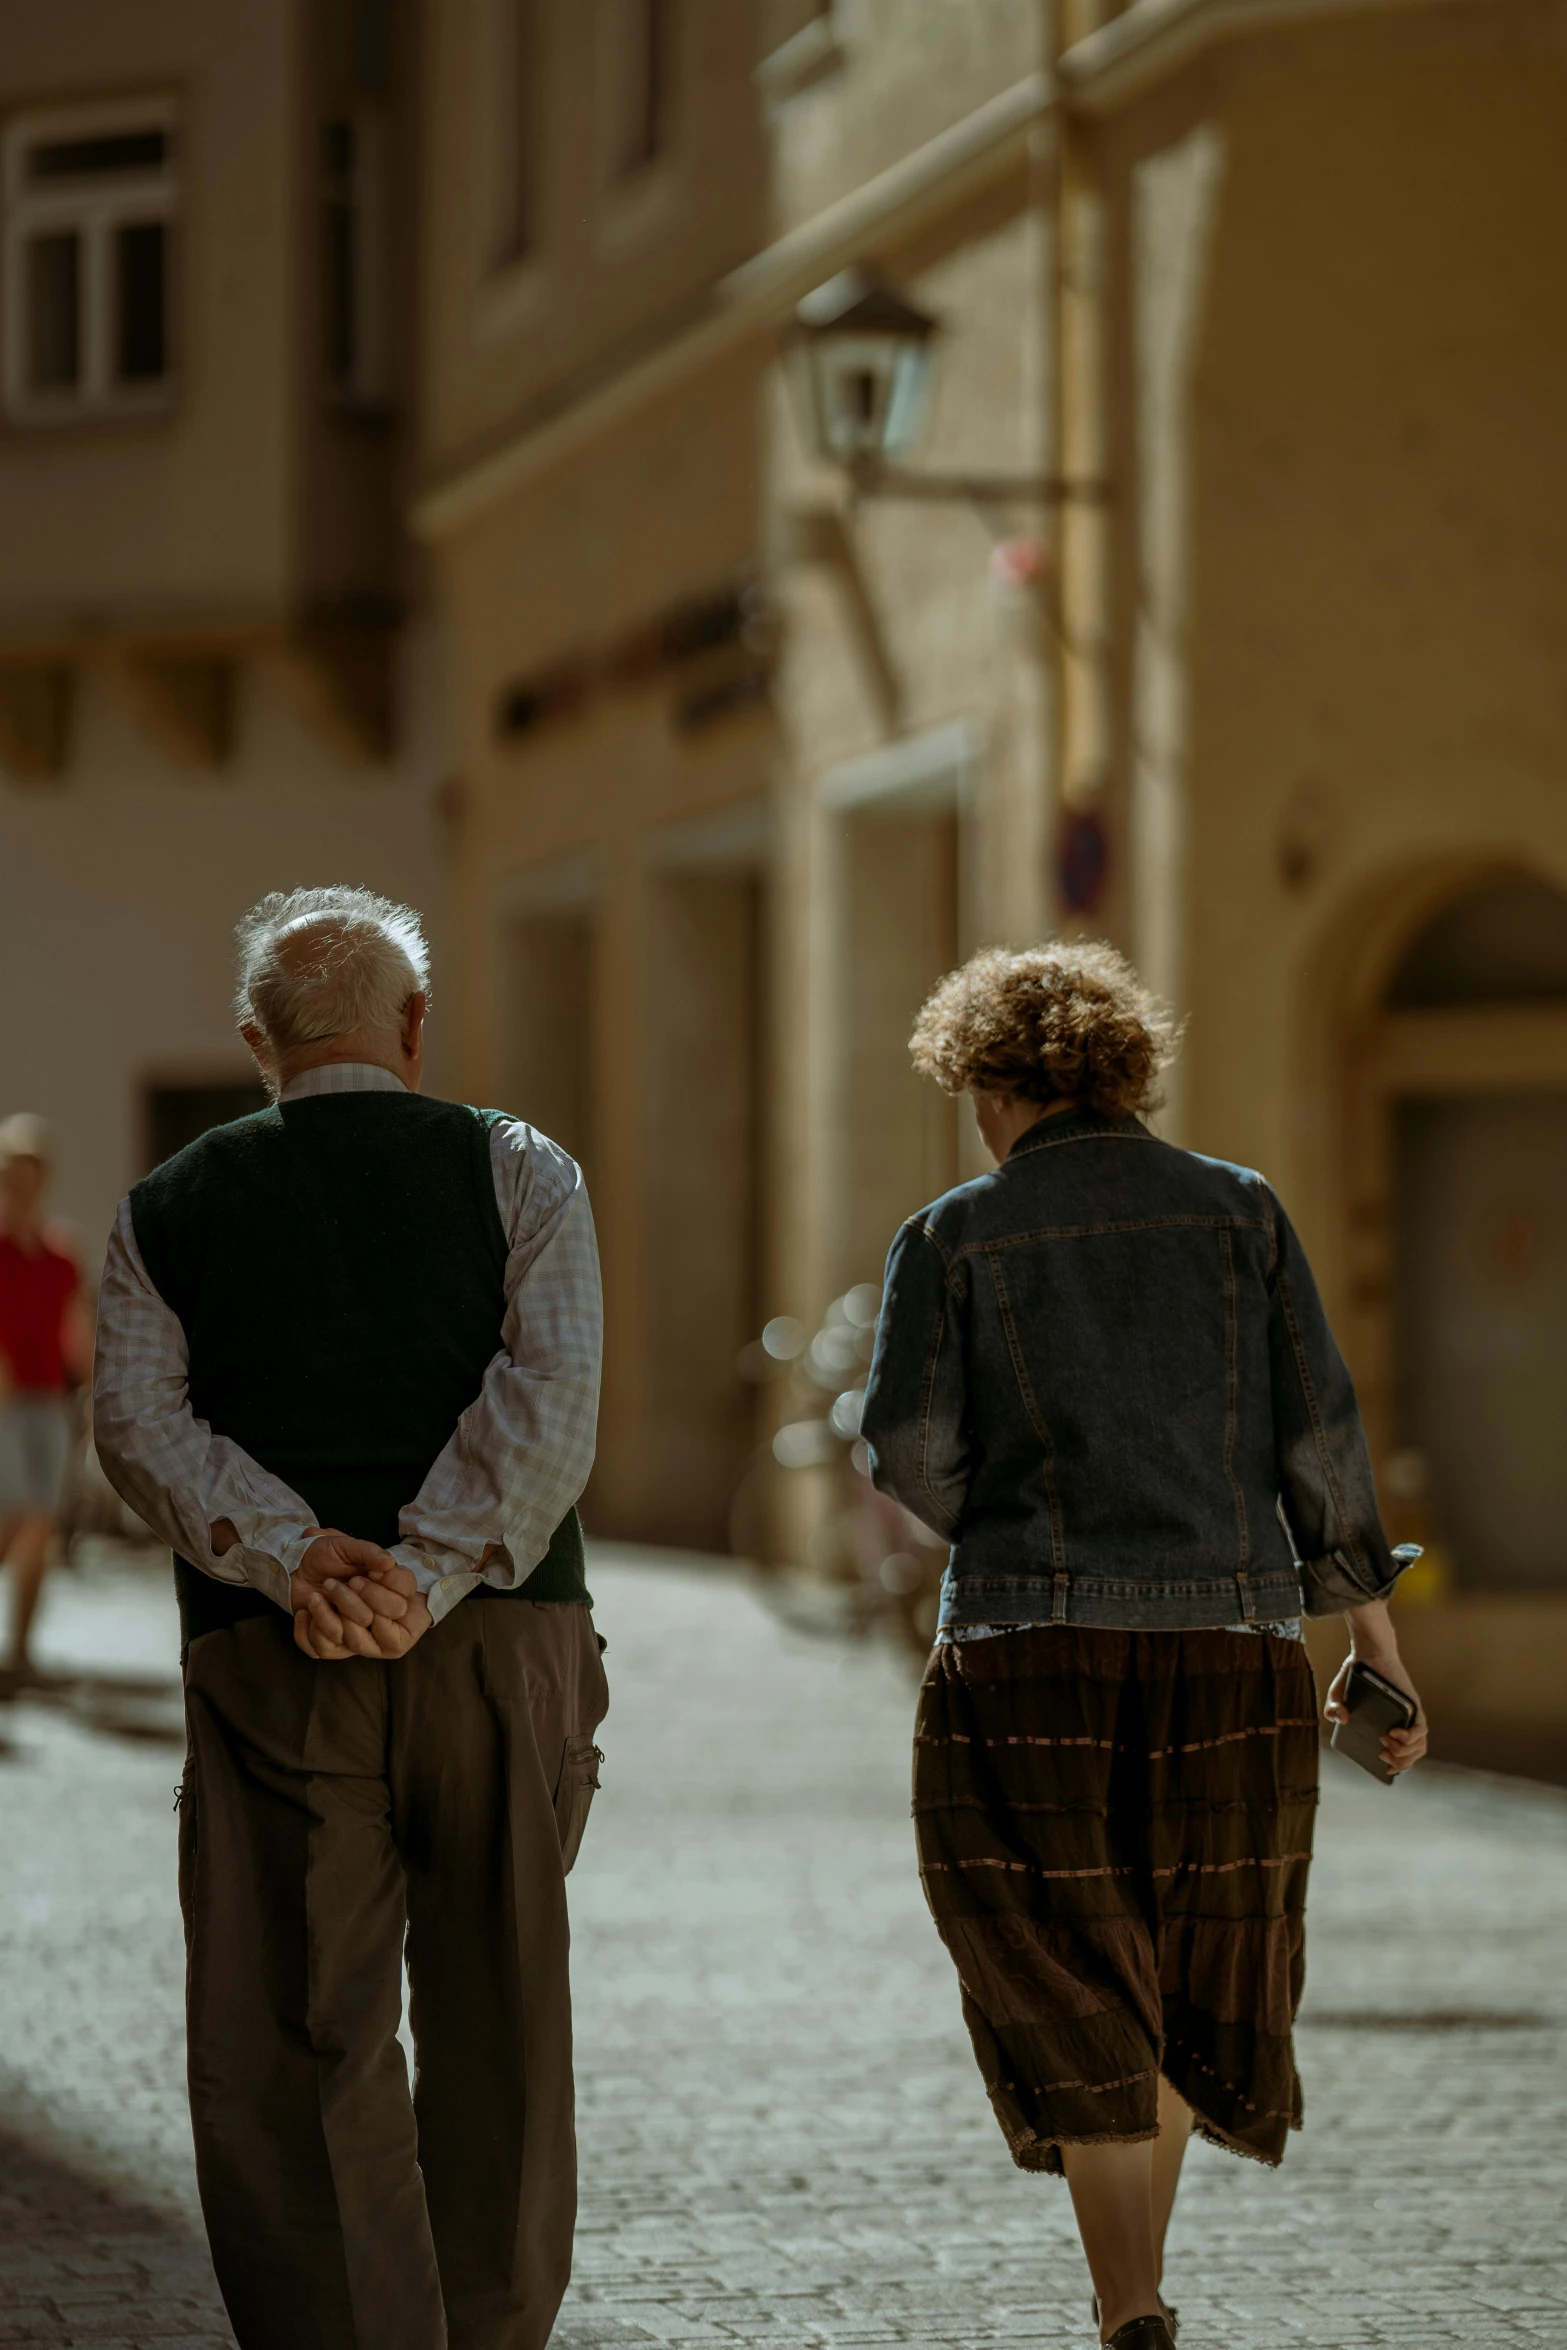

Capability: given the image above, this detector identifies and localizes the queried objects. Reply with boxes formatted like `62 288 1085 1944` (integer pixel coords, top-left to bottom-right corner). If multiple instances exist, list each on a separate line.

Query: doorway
144 1079 268 1169
1395 1094 1567 1587
1366 874 1567 1590
641 865 767 1551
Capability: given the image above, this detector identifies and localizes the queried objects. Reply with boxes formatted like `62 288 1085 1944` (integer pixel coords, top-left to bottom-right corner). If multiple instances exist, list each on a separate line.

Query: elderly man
94 885 606 2350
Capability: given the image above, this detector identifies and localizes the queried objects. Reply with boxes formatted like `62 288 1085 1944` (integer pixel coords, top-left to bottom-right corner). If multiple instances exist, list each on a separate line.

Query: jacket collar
1004 1105 1152 1163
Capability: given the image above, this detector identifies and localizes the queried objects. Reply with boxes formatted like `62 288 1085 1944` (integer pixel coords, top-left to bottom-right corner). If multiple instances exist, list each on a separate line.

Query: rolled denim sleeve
1265 1187 1413 1615
860 1216 969 1539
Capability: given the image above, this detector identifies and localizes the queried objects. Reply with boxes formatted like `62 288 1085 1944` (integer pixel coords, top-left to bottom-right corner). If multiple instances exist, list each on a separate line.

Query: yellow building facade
421 0 1567 1772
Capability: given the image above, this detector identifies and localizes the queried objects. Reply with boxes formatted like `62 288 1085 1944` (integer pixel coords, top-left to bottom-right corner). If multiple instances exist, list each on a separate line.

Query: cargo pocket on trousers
553 1734 602 1876
175 1757 197 1937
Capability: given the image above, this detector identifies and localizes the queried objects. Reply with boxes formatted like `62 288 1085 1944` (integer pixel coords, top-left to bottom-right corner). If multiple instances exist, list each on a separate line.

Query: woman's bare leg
1151 2076 1194 2288
1060 2136 1163 2340
5 1512 55 1669
1062 2085 1191 2340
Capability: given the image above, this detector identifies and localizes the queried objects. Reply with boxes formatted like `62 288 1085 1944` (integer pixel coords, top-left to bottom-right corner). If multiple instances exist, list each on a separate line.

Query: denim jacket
860 1107 1413 1631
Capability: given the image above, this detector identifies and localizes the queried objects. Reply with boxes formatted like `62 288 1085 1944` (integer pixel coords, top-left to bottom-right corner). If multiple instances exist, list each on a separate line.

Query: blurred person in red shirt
0 1115 92 1683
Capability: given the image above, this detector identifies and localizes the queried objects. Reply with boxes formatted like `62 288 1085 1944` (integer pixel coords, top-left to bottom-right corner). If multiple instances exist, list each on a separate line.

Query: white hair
235 886 430 1051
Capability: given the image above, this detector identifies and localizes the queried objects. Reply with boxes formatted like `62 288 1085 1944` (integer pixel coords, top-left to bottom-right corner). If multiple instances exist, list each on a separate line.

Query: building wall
420 0 1060 1534
420 1 775 1544
294 0 413 608
1095 1 1567 1766
0 0 443 1266
757 0 1567 1759
0 0 298 618
433 362 772 1539
418 0 769 476
1181 36 1567 1242
422 0 1567 1768
765 5 1052 1329
0 645 447 1263
767 0 1043 225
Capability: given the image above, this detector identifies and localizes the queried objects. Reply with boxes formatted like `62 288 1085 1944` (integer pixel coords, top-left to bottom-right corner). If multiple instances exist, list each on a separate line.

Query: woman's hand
1326 1599 1428 1775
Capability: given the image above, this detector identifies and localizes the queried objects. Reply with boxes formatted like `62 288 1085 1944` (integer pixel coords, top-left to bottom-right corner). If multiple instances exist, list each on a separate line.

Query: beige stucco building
0 0 447 1255
10 0 1551 1765
413 0 775 1549
419 0 1567 1773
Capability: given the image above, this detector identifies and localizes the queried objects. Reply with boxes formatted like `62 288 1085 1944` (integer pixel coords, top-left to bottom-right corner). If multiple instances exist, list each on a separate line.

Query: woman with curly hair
859 941 1427 2350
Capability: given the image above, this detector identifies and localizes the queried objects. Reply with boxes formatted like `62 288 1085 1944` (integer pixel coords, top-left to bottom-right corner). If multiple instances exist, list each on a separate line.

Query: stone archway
1338 870 1567 1589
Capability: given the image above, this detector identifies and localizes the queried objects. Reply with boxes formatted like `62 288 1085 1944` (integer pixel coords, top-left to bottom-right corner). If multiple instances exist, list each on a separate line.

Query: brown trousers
179 1596 608 2350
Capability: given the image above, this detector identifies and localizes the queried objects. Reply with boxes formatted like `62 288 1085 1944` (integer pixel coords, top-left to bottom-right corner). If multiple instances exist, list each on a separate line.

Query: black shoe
1104 2321 1176 2350
1094 2298 1179 2344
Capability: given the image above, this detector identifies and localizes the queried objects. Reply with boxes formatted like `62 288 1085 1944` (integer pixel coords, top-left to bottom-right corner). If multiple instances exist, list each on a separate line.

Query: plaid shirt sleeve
92 1200 319 1613
389 1121 602 1624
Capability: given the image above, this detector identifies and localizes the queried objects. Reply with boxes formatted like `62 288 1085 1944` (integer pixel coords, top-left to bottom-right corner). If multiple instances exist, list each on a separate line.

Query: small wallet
1330 1659 1417 1785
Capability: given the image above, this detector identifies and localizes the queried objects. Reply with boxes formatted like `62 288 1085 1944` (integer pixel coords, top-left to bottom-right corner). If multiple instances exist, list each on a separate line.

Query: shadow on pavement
1300 2006 1560 2033
0 2120 232 2345
0 1672 184 1748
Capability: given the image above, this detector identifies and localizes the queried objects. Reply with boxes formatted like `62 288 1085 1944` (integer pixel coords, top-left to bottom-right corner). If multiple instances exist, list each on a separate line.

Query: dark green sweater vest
129 1092 588 1647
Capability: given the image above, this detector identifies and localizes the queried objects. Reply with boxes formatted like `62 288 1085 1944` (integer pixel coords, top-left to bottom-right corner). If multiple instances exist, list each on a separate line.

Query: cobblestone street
2 1549 1565 2348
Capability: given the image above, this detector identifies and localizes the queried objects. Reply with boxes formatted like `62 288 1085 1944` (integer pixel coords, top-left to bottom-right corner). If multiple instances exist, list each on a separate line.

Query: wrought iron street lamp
784 269 938 468
785 267 1109 512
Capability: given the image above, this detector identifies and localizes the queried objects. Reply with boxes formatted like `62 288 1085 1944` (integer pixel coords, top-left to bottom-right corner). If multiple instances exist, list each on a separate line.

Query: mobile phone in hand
1330 1659 1418 1785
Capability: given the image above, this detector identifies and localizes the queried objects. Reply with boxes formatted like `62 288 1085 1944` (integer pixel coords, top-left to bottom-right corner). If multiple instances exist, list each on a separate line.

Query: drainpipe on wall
1050 1 1115 935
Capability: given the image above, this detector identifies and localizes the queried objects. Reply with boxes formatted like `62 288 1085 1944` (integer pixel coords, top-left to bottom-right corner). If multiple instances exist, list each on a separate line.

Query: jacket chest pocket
553 1732 603 1876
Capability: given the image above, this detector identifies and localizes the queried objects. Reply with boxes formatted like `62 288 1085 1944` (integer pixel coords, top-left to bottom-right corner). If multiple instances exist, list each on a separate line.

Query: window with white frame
320 108 390 406
2 100 177 422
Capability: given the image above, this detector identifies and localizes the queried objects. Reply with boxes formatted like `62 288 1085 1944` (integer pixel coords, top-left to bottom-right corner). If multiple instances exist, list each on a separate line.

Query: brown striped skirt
914 1625 1319 2174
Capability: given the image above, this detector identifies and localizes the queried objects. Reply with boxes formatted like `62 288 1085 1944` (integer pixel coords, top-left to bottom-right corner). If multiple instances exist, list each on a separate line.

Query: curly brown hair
908 941 1177 1117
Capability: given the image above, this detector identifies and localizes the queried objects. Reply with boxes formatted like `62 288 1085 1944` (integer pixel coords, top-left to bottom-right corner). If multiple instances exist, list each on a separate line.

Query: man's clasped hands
290 1533 434 1662
212 1518 434 1661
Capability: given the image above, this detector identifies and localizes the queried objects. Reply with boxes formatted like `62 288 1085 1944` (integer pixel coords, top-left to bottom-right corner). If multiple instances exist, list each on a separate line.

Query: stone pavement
1 1548 1564 2349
